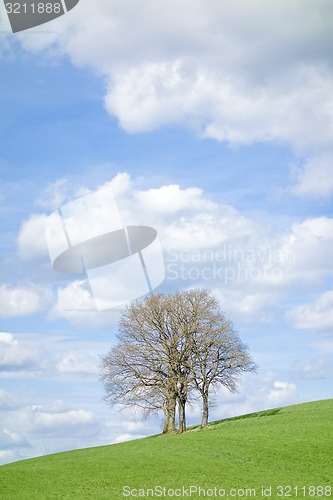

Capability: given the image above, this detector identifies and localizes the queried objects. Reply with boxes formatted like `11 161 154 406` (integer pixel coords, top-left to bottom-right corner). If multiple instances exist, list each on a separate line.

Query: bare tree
101 294 183 433
187 302 257 427
100 341 165 418
178 289 257 427
100 289 257 433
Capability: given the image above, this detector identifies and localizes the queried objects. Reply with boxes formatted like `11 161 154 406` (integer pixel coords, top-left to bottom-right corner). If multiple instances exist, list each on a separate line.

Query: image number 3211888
3 0 80 33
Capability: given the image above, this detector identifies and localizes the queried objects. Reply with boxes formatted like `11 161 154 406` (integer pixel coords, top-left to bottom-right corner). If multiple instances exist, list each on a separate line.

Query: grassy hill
0 399 332 499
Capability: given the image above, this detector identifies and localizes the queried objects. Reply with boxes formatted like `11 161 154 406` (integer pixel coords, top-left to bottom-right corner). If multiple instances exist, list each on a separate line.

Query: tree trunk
178 397 186 433
201 391 209 428
163 406 168 433
163 395 177 433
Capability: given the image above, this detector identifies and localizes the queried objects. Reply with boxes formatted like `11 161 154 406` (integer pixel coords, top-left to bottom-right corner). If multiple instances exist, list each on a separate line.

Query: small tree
188 309 257 428
100 289 257 433
181 289 257 427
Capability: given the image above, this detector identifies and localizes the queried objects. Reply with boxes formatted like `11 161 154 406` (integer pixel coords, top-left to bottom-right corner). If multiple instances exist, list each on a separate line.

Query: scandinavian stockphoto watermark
165 246 295 285
45 186 165 311
2 0 80 33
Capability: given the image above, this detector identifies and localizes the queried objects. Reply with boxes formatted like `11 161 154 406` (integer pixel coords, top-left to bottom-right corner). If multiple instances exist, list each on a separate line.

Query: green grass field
0 399 332 499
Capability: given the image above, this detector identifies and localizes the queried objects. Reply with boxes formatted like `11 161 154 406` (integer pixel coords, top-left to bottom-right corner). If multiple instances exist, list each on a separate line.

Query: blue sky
0 0 332 464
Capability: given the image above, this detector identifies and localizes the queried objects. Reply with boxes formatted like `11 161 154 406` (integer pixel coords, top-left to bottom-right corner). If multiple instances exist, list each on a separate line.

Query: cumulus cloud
119 181 333 300
135 184 217 216
293 357 332 379
209 373 299 420
0 332 109 378
31 404 97 436
0 428 29 450
266 381 297 407
41 178 265 322
0 284 52 318
286 290 333 333
0 332 48 372
16 174 326 323
290 153 333 199
0 394 101 464
12 0 333 154
17 213 49 261
113 432 146 444
49 280 120 328
121 420 145 433
163 214 333 321
0 388 24 411
211 289 277 324
51 280 95 313
17 174 132 268
35 178 70 210
12 172 333 325
57 351 98 376
105 62 333 152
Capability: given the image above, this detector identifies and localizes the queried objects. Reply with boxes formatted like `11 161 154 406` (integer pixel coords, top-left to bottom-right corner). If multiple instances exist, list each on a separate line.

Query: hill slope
0 399 332 499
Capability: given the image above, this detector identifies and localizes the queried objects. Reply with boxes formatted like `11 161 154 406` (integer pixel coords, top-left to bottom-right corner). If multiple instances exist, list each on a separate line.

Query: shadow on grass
209 407 283 426
187 407 283 432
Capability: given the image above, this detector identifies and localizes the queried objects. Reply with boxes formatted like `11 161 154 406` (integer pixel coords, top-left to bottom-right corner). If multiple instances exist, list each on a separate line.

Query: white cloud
0 284 52 318
13 0 333 153
32 406 97 436
43 178 270 322
0 395 101 464
57 351 98 375
17 213 49 260
286 290 333 333
121 420 145 433
161 206 255 251
14 174 333 324
113 433 146 444
291 153 333 199
162 214 333 321
24 175 329 323
135 184 216 216
105 63 333 152
266 381 297 407
0 388 23 411
49 280 121 328
293 357 332 379
0 332 47 372
273 217 333 289
51 280 95 312
11 172 333 327
17 174 132 268
36 178 70 210
0 428 28 449
0 332 105 378
209 373 299 420
211 289 277 324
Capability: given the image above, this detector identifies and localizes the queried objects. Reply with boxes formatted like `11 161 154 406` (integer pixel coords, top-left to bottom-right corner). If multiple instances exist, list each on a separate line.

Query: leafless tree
101 294 182 433
183 290 257 428
100 289 257 433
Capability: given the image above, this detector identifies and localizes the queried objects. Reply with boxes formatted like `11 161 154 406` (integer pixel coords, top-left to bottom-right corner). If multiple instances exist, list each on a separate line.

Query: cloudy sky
0 0 332 465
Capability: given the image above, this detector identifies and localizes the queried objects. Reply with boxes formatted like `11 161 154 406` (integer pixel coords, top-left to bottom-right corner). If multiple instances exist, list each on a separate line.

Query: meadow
0 399 332 499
